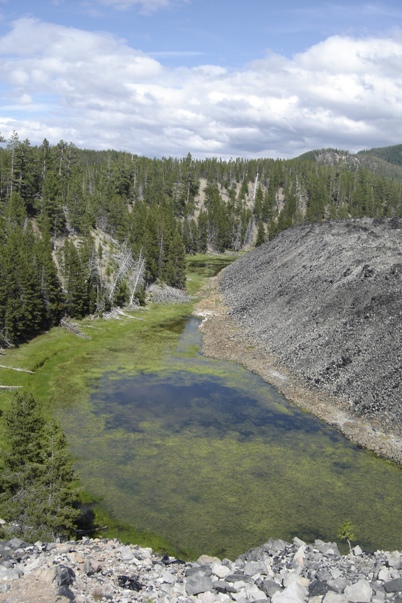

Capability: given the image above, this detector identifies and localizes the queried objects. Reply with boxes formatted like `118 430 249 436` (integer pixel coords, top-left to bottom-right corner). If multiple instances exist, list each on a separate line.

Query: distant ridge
295 144 402 181
357 143 402 167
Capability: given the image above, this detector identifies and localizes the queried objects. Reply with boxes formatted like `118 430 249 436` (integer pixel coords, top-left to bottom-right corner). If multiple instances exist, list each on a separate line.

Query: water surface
62 317 402 558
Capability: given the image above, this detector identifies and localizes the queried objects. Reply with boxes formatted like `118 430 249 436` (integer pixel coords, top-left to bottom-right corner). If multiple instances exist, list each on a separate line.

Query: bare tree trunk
107 243 134 303
0 365 34 374
253 171 259 201
128 250 146 306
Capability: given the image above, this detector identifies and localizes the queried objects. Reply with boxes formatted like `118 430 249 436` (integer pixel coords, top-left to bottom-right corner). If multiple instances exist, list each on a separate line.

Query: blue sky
0 0 402 158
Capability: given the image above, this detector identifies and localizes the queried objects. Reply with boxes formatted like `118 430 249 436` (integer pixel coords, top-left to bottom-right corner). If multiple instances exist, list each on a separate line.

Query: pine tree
197 210 208 253
166 228 186 289
255 220 266 247
5 192 27 228
143 210 160 283
1 226 46 342
61 240 90 318
13 138 39 211
0 392 79 542
38 170 66 235
36 232 64 327
253 185 264 221
32 420 80 539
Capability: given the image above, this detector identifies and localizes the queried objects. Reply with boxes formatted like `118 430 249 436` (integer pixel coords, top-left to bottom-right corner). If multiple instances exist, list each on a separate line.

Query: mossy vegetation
77 491 182 557
0 303 191 414
1 257 401 560
59 354 402 559
186 253 239 295
0 256 233 554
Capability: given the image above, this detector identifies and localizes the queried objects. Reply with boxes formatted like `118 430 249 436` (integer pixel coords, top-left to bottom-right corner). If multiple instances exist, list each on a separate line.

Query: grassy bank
0 254 236 413
0 305 196 555
0 254 236 556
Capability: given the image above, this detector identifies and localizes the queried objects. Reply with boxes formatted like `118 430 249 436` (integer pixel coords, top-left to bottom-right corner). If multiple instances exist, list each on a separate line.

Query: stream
60 312 402 559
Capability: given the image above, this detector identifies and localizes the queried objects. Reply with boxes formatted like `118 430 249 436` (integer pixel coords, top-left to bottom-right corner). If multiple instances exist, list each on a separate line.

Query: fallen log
0 365 34 374
60 318 92 339
0 385 23 389
102 308 145 321
116 309 145 321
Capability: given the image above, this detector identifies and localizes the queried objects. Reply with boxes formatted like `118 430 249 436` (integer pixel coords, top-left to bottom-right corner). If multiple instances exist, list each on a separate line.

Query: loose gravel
219 217 402 445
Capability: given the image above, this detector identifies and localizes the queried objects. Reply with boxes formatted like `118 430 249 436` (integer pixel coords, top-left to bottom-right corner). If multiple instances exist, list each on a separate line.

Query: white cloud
19 93 32 104
1 18 402 158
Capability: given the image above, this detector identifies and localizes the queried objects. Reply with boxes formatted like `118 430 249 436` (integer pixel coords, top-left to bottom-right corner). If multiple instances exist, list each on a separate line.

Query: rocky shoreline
195 275 402 464
1 536 402 603
196 218 402 465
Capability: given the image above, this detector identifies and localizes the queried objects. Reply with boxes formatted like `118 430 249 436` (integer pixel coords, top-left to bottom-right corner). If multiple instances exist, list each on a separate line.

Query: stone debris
220 217 402 456
0 536 402 603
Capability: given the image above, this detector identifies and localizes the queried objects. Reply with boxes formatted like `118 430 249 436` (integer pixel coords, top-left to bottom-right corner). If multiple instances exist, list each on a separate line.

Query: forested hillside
357 144 402 167
297 146 402 182
1 132 402 346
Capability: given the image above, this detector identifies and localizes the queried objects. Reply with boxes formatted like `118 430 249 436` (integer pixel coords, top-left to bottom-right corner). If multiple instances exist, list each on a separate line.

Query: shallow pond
61 317 402 559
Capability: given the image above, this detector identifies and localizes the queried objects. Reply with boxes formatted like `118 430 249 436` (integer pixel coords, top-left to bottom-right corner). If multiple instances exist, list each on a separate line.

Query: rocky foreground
218 218 402 452
1 536 402 603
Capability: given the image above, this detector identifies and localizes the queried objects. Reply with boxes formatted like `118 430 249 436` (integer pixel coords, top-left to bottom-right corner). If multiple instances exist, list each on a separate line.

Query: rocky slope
220 218 402 438
1 536 402 603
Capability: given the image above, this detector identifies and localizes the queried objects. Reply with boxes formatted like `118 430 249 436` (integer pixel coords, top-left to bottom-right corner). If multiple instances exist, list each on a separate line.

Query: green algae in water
61 318 402 559
186 255 238 278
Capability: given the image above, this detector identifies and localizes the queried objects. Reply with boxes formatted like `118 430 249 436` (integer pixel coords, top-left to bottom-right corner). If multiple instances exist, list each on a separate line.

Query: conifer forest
1 133 402 346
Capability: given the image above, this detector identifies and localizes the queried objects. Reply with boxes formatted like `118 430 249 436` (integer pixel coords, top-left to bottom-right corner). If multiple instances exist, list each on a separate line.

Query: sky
0 0 402 159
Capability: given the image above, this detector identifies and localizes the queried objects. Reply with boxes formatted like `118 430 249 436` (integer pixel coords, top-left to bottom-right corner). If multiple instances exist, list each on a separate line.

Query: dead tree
0 365 34 374
60 318 91 339
253 171 259 201
0 385 23 390
107 243 135 304
128 249 146 307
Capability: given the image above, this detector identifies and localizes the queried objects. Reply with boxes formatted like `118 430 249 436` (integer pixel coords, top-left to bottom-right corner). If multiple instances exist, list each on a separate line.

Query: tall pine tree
0 392 79 541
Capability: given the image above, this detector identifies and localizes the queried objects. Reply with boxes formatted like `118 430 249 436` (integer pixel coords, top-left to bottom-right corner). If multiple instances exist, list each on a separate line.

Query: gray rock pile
220 218 402 435
1 536 402 603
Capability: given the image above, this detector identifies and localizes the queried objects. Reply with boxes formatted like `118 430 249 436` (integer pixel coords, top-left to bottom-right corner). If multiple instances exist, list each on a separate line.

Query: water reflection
68 315 402 558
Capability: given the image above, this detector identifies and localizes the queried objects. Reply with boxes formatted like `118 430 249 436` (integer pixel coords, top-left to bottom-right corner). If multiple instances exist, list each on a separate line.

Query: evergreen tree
36 232 64 327
38 171 66 235
0 392 79 541
166 228 186 289
13 138 39 212
197 210 208 253
143 210 160 283
182 217 198 254
253 185 264 221
255 220 266 247
61 240 90 318
1 226 46 342
5 192 27 228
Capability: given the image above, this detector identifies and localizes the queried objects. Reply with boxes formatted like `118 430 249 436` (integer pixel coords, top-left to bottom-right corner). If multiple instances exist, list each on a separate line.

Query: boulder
386 551 402 569
54 565 75 588
308 580 332 597
384 578 402 593
212 561 231 578
119 545 134 561
185 570 213 596
244 560 268 576
343 578 372 602
261 579 282 598
271 581 307 603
